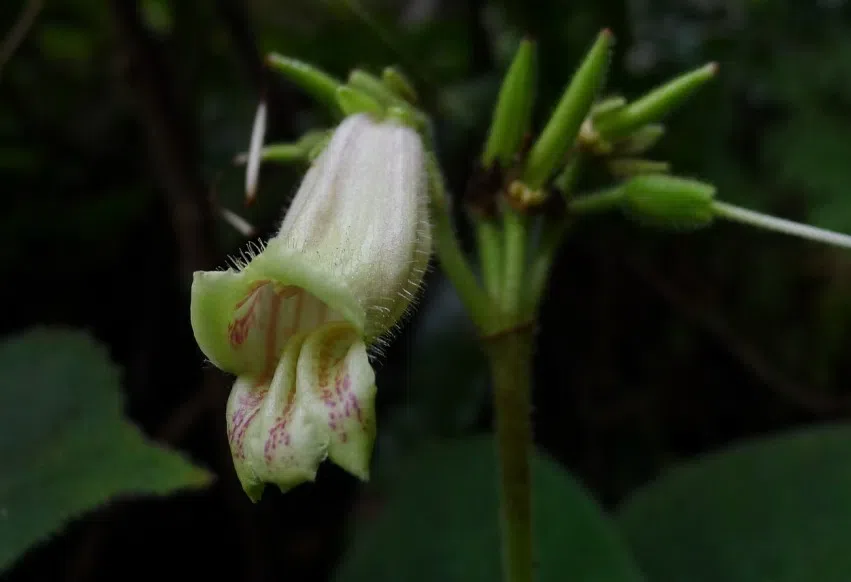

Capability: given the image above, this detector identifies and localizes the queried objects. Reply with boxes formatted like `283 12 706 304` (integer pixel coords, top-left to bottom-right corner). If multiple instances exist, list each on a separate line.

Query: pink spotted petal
225 332 325 500
224 322 375 501
296 322 377 480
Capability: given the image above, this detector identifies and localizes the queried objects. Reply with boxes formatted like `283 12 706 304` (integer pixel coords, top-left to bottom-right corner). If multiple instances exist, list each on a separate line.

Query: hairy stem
486 328 535 582
426 154 497 331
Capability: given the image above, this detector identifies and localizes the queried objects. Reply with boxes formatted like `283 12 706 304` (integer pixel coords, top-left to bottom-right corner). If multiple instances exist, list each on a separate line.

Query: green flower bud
622 173 716 230
482 38 537 168
335 86 385 117
616 124 665 155
382 66 418 103
522 29 613 189
348 69 407 109
594 63 717 140
590 96 627 120
608 158 670 178
191 114 432 500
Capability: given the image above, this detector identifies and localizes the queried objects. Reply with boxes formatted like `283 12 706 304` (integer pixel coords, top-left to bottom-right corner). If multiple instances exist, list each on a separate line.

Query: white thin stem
245 101 267 205
713 201 851 250
220 208 256 238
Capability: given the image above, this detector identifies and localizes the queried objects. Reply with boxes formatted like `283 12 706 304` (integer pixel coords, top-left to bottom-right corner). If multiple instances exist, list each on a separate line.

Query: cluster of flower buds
472 30 851 246
471 30 719 229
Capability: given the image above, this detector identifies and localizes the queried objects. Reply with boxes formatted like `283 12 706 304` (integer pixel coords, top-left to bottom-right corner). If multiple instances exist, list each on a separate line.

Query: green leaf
0 327 212 572
617 424 851 582
335 436 645 582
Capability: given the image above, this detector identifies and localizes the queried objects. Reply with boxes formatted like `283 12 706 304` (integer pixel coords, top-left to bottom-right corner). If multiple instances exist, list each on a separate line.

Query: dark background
4 0 851 580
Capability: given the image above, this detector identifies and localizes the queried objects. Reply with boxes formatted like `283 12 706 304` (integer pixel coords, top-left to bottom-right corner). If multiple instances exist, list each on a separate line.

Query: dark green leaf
335 436 645 582
618 424 851 582
0 328 212 572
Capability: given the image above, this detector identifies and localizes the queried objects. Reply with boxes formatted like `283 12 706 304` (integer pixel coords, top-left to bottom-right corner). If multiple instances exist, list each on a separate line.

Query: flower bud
382 66 418 103
335 86 385 118
608 158 670 179
622 174 716 231
616 124 665 155
348 70 408 109
191 113 432 500
594 63 717 141
481 38 537 168
522 29 613 189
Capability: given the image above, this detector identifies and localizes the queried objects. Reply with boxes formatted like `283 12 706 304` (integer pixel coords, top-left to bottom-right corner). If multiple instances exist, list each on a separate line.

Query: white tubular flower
190 113 432 501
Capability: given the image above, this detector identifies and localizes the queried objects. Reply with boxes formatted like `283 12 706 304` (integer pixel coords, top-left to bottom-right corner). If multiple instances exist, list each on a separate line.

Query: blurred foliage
619 424 851 582
0 328 211 573
336 436 643 582
5 0 851 581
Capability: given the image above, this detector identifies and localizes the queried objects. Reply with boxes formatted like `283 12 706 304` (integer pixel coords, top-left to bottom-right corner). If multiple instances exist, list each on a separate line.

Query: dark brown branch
109 0 218 278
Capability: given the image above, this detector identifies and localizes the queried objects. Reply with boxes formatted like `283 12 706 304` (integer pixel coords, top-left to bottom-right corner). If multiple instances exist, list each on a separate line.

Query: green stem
428 154 536 582
524 221 568 316
553 155 583 198
567 187 624 214
501 209 528 313
426 154 497 331
486 329 535 582
476 217 504 299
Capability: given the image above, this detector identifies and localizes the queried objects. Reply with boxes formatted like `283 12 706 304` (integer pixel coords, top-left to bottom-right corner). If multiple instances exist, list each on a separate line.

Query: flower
190 113 432 500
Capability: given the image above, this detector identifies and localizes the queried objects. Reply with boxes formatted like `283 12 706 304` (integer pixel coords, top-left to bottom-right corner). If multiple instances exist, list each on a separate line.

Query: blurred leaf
37 25 94 66
762 38 851 107
397 278 488 435
141 0 173 35
0 327 213 572
617 424 851 582
438 74 501 132
371 278 489 484
335 436 645 582
765 111 851 233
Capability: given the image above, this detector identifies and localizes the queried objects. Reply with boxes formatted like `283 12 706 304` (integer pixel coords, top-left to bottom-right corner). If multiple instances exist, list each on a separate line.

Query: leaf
617 424 851 582
370 278 490 487
335 436 645 582
0 327 213 572
389 278 488 436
